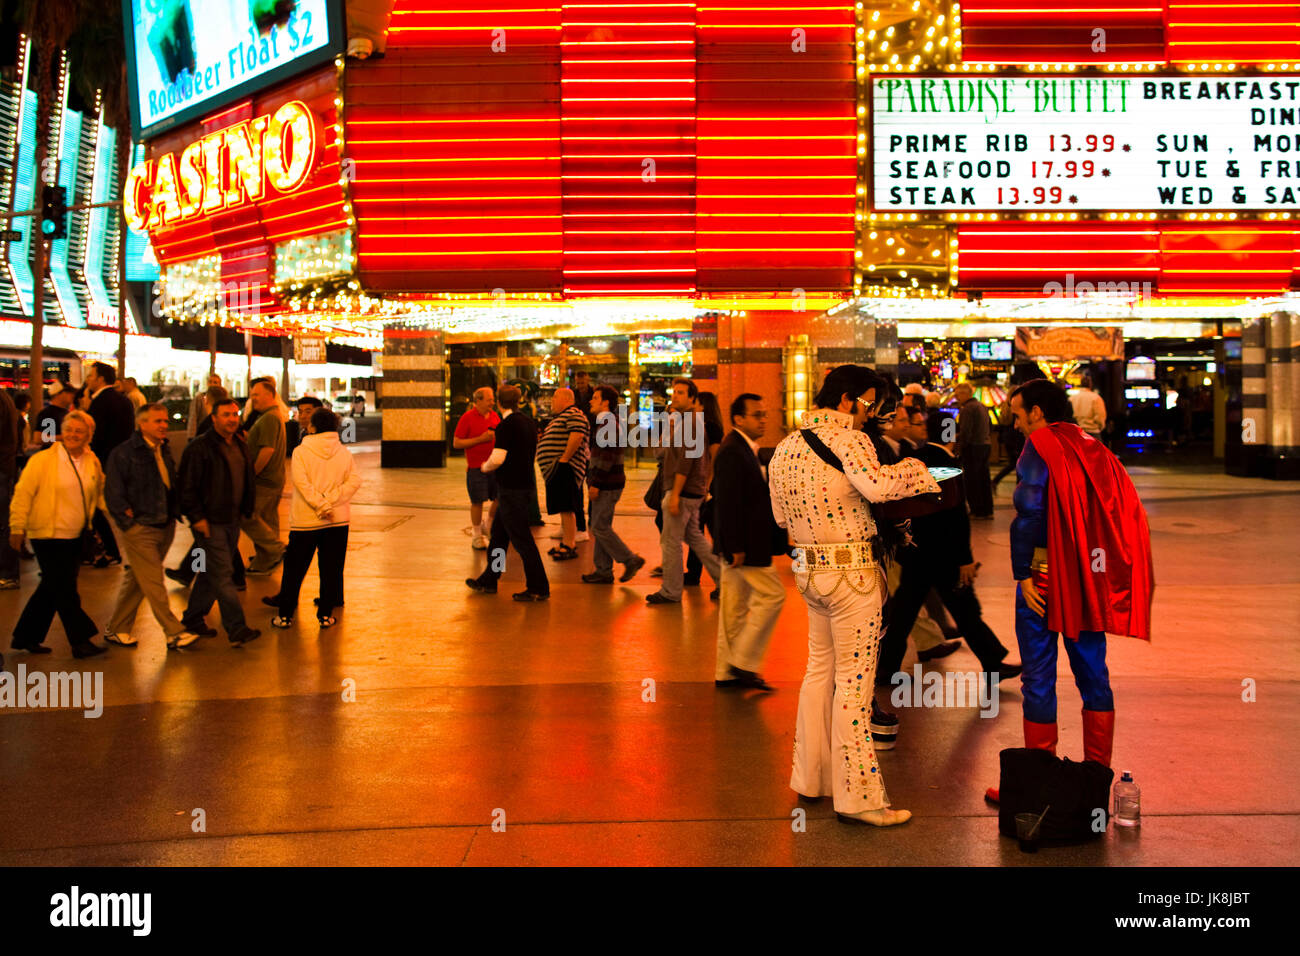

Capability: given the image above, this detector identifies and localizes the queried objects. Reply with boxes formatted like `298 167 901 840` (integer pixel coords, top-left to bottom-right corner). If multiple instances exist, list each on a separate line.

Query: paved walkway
1 441 1297 865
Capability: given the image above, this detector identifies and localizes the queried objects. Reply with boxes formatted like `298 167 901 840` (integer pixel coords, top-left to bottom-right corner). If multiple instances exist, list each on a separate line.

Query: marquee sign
872 76 1300 212
1015 326 1125 361
295 334 327 363
124 100 319 231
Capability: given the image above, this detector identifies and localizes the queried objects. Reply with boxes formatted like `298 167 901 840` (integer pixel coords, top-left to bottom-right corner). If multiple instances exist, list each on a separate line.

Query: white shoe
574 531 590 543
471 535 488 550
836 808 912 827
103 632 137 647
170 631 200 649
346 37 373 59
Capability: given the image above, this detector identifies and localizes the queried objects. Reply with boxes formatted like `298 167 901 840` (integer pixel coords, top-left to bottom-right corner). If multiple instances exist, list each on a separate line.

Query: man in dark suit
85 361 135 565
955 381 995 518
868 389 964 673
876 408 1021 698
711 393 786 691
873 397 914 463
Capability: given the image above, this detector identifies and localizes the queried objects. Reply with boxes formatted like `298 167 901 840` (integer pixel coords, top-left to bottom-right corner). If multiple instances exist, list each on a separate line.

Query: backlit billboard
123 0 343 140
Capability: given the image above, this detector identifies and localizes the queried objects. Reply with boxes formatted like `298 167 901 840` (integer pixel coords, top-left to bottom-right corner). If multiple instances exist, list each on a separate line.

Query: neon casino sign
124 100 318 231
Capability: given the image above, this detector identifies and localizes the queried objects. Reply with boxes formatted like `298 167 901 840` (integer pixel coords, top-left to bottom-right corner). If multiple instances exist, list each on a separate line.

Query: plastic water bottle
1113 771 1141 827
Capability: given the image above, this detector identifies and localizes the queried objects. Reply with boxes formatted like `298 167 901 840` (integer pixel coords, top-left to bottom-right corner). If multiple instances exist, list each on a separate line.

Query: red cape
1028 423 1154 641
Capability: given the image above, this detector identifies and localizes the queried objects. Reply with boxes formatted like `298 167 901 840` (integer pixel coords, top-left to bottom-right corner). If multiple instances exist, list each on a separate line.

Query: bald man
453 386 500 548
536 387 590 557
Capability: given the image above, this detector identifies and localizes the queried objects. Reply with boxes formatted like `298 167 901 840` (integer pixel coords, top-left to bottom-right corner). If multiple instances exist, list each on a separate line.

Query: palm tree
67 4 130 379
15 0 86 413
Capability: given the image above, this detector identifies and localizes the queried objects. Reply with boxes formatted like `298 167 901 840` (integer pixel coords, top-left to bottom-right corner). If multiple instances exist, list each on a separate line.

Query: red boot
986 720 1059 804
1082 709 1115 767
1024 718 1058 755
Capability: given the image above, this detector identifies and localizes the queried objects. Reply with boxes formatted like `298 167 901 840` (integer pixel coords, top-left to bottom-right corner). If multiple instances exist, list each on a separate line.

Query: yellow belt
1030 546 1049 574
793 541 877 570
790 542 882 598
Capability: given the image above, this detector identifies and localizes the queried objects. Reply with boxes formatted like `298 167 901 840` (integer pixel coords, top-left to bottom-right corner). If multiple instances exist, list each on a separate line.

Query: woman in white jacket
268 408 362 629
9 411 108 657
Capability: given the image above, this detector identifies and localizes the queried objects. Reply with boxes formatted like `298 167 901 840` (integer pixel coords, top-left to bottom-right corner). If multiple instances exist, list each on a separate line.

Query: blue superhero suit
1011 441 1114 759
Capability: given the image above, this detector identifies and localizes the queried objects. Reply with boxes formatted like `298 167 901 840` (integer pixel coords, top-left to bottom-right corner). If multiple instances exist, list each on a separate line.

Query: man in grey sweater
647 378 721 605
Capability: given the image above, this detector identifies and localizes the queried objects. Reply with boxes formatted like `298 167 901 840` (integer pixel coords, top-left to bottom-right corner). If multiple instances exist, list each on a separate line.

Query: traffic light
41 185 67 240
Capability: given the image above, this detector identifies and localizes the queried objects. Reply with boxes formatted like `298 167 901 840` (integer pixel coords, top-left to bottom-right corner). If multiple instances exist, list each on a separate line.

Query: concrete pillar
871 314 899 380
1231 311 1299 479
381 327 447 468
712 309 898 443
691 313 718 390
1213 336 1227 460
824 311 898 379
1267 312 1299 456
714 311 787 442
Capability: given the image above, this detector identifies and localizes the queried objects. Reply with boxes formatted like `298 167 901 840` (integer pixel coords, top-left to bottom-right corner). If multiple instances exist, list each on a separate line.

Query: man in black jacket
177 398 260 646
876 409 1020 698
103 404 198 650
711 393 785 691
465 385 550 601
85 362 136 565
955 381 995 518
870 392 963 677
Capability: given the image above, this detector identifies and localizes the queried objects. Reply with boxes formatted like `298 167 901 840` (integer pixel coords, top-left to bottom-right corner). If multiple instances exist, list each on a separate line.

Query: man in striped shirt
536 388 589 561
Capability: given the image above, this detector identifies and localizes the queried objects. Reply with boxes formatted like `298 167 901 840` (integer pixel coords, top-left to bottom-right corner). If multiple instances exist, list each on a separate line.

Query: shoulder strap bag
62 444 99 561
801 429 844 471
799 429 889 563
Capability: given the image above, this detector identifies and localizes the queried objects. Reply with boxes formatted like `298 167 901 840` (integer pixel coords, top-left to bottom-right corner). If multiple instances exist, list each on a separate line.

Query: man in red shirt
453 387 501 549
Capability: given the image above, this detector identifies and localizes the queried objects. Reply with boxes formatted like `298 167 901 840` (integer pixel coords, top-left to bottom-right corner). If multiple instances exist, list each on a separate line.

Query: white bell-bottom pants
789 566 890 813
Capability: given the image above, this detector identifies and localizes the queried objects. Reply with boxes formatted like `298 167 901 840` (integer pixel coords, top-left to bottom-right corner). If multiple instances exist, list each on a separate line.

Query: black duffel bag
997 748 1115 844
642 465 663 511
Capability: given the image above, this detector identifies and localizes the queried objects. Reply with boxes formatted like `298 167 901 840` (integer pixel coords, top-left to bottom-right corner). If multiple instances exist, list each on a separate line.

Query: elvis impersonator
986 379 1154 804
769 365 941 827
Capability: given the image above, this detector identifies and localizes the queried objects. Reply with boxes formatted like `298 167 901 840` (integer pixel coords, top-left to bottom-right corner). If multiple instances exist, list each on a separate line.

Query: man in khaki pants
102 404 198 649
711 393 785 691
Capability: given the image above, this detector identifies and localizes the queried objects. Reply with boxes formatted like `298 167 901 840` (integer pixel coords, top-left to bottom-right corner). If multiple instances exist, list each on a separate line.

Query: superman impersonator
987 379 1154 803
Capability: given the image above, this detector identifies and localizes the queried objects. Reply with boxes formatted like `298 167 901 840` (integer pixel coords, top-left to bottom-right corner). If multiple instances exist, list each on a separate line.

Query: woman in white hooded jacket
269 408 362 629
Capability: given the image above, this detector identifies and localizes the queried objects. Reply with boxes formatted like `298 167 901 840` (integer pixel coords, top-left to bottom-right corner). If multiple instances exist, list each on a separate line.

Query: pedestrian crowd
454 372 1025 713
2 366 361 661
2 366 1023 676
6 363 1128 833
